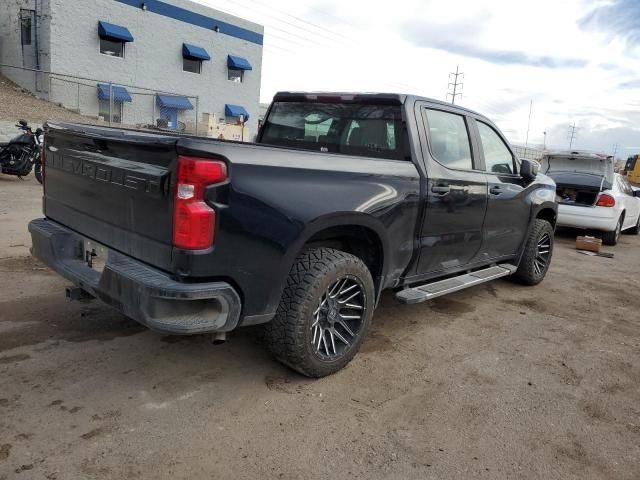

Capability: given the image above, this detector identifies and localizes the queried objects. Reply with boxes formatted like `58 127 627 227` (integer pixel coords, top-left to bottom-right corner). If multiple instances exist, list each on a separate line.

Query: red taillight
596 193 615 208
173 156 227 250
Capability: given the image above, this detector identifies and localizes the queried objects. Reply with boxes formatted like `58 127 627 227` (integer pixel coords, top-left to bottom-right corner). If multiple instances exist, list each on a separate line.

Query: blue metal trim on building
157 95 194 110
97 83 133 102
225 104 249 120
227 55 252 71
182 43 211 61
113 0 263 45
98 21 134 42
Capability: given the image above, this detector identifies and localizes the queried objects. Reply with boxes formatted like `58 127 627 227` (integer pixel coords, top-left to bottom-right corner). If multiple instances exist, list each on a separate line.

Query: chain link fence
512 145 544 161
1 64 199 134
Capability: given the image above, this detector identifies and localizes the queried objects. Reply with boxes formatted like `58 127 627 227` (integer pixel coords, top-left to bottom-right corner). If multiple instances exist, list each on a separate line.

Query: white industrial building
0 0 263 135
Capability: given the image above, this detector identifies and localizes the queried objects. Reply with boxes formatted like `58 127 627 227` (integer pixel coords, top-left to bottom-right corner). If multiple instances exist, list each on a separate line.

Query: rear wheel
34 162 43 184
264 247 375 377
602 215 623 245
512 219 554 285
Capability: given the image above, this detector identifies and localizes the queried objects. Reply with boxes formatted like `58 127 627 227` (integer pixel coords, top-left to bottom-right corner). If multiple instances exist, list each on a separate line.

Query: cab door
471 118 529 260
415 104 488 276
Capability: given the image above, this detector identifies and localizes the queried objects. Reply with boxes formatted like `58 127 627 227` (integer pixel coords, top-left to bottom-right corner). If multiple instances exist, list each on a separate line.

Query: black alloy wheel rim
534 232 551 277
311 276 366 361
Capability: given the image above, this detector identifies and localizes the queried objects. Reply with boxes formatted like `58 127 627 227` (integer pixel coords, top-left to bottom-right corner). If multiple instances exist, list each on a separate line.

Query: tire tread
512 219 554 286
264 247 373 377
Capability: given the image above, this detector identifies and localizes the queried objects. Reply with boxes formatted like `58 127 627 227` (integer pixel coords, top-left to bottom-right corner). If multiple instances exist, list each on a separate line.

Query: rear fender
247 213 390 325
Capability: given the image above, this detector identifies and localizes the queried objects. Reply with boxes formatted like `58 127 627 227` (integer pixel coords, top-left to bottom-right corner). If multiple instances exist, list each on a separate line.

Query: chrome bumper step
395 264 517 304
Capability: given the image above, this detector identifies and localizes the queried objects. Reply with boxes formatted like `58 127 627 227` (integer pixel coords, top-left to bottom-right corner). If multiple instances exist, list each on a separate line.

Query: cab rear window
260 102 405 160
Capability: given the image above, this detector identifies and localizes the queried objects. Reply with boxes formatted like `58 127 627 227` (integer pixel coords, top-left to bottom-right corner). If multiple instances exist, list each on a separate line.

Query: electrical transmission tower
568 123 578 149
447 65 464 104
612 143 619 158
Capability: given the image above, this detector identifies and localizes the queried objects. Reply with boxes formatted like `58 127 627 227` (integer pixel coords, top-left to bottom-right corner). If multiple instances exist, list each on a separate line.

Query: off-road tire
264 247 375 377
602 215 623 245
512 219 554 286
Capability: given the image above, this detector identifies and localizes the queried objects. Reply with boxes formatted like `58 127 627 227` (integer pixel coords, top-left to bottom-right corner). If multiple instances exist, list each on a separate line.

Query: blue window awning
97 83 132 102
98 21 134 42
182 43 211 61
227 55 252 71
225 104 250 120
156 95 194 110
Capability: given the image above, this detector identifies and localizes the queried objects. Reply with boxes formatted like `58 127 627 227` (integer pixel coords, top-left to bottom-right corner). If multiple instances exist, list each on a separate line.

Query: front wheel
512 219 554 286
264 247 375 377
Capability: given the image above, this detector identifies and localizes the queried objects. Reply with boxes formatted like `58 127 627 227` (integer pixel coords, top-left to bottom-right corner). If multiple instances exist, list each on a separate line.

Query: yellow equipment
625 154 640 185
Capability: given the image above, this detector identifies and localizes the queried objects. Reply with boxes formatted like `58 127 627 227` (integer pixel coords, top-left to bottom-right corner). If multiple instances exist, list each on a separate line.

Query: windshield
260 101 406 160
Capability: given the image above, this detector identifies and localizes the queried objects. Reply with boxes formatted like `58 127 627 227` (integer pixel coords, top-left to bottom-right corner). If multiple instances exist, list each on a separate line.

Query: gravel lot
1 174 639 480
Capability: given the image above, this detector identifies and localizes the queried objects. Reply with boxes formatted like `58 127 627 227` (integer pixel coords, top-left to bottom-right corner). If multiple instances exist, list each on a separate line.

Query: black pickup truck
30 92 557 377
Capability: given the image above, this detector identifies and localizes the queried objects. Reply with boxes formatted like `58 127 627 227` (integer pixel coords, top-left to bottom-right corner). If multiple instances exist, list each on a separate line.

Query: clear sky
198 0 639 156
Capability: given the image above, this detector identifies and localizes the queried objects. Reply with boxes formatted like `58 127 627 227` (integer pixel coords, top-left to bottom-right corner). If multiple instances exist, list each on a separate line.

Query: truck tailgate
43 122 178 271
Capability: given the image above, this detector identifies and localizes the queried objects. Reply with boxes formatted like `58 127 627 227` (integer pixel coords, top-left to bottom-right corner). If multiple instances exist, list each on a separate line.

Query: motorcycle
0 120 44 184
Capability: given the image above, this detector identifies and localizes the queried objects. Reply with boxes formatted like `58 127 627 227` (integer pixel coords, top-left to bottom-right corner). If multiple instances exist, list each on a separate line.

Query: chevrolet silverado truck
29 92 557 377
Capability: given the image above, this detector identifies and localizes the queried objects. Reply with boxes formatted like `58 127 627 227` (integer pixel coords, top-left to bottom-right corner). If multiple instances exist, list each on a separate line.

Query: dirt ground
0 75 92 124
1 174 639 480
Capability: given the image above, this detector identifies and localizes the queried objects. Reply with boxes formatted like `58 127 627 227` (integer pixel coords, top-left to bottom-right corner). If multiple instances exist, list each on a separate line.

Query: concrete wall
0 0 52 95
47 0 263 133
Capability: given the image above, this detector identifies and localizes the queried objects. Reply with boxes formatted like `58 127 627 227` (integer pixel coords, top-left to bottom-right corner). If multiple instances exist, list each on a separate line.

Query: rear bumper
556 204 618 232
28 218 242 335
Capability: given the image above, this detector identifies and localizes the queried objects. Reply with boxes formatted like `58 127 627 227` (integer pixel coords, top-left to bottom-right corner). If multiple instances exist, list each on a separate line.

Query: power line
447 65 463 104
196 0 427 97
200 0 342 48
196 0 333 50
240 0 353 42
524 99 533 151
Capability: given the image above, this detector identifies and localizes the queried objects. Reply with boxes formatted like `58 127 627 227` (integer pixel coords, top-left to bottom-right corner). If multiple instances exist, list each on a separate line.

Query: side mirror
520 159 539 183
18 120 27 127
633 188 640 197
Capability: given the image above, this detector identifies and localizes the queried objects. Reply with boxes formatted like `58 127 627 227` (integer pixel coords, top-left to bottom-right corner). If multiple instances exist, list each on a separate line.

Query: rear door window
477 122 515 174
260 102 405 160
423 108 473 170
618 176 633 195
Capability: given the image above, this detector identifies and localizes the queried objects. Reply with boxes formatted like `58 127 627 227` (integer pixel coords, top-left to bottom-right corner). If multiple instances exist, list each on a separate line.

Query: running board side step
395 264 518 304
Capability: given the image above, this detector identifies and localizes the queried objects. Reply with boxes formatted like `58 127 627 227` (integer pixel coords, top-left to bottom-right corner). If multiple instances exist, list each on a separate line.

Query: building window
100 38 125 57
99 99 123 123
227 55 252 82
228 68 243 83
183 57 202 74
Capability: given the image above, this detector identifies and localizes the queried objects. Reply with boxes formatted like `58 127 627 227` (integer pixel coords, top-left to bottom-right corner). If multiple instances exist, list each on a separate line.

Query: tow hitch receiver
65 286 94 302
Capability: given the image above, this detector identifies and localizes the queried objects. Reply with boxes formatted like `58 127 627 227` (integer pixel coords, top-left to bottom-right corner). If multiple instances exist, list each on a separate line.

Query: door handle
431 185 451 194
489 186 503 195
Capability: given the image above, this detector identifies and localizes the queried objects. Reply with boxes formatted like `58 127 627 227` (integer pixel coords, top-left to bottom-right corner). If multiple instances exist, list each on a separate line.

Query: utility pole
524 99 533 154
543 131 547 150
447 65 464 104
568 123 578 149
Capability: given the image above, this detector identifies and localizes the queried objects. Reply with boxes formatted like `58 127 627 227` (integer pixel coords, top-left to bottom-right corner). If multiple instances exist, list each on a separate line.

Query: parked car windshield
260 101 406 160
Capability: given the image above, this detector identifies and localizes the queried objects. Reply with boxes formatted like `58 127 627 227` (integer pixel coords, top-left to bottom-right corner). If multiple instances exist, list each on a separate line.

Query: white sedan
540 151 640 245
